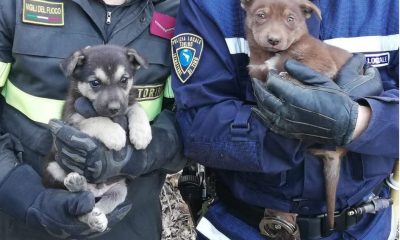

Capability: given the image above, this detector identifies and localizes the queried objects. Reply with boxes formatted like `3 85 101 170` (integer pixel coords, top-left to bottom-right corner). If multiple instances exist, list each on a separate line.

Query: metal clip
259 216 299 239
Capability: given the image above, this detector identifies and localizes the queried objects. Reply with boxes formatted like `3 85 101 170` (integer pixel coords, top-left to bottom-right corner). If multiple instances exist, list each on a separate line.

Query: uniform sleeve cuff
0 164 43 221
345 98 384 151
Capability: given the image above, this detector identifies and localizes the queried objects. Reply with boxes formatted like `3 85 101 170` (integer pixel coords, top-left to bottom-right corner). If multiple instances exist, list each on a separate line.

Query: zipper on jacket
106 11 112 24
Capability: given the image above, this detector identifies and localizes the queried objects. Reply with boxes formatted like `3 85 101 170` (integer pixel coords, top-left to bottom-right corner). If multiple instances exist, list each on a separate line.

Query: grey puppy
44 45 151 232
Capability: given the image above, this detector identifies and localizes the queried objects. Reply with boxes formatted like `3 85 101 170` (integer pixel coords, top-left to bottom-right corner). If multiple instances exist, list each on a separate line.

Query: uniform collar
96 0 142 6
71 0 151 43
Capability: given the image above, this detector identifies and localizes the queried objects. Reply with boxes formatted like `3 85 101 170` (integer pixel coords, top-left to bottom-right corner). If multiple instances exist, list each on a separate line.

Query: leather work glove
49 99 183 182
252 59 359 146
335 53 383 100
0 164 97 239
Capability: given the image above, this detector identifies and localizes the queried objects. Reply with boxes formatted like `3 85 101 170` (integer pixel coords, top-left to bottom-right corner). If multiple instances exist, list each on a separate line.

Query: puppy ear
300 1 321 20
240 0 253 9
60 50 85 77
126 48 149 70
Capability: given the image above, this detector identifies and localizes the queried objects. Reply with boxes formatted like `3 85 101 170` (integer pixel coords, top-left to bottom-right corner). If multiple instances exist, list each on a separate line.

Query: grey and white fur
43 45 151 232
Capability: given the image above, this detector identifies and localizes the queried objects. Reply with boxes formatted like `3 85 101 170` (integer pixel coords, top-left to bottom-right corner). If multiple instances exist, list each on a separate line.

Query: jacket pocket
360 155 396 179
13 24 101 59
348 152 396 180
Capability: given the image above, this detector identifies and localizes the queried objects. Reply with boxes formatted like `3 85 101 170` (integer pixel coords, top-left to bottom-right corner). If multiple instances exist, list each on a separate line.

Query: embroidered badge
150 12 176 40
22 0 64 26
133 84 164 101
171 33 203 83
365 52 390 67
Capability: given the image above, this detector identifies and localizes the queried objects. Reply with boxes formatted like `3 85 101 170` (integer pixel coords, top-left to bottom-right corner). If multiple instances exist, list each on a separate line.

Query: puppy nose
108 102 121 114
109 107 120 115
268 37 280 46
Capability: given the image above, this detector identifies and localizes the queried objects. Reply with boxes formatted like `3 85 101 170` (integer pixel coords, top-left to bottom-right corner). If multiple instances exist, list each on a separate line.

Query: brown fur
242 0 353 232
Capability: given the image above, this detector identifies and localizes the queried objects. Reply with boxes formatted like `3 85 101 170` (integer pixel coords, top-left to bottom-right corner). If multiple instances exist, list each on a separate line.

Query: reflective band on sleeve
225 35 399 55
323 34 400 53
197 217 231 240
138 96 162 121
225 37 250 55
1 79 163 123
1 80 65 123
163 75 174 99
0 62 11 88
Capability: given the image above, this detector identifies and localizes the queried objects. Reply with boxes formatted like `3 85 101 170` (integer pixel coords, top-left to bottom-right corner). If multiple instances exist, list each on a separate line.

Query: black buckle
321 209 358 237
230 122 251 141
230 122 250 133
298 208 359 239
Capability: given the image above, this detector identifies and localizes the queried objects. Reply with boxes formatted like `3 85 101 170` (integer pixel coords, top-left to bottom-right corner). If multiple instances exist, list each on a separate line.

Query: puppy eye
120 76 128 84
256 12 266 19
287 16 295 22
89 79 102 88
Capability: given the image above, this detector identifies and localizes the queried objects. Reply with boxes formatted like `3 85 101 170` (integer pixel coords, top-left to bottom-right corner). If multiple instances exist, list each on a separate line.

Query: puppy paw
129 121 152 150
248 64 268 80
64 172 87 192
265 53 281 71
127 103 152 150
79 117 126 151
101 124 126 151
79 208 108 232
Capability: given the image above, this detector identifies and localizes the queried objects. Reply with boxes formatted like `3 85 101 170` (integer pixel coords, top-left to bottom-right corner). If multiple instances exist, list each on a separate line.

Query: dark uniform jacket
172 0 399 239
0 0 182 239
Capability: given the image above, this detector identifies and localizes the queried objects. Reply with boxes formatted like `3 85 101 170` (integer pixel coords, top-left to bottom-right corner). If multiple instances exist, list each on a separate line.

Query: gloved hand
50 98 183 182
0 164 96 239
335 53 383 99
252 59 359 146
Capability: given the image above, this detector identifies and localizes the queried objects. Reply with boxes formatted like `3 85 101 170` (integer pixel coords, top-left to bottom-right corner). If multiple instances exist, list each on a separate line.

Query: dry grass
161 173 196 240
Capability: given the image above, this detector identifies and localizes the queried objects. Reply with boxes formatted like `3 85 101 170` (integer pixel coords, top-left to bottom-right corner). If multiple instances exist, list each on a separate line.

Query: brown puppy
241 0 352 232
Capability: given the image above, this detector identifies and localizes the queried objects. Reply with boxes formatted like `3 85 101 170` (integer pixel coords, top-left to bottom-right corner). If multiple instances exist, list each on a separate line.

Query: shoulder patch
171 33 203 83
22 0 64 26
150 11 176 40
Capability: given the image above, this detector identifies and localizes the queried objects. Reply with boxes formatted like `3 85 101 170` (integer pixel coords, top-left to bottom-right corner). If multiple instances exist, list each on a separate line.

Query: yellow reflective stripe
138 96 162 121
1 79 164 123
163 75 174 99
0 62 11 88
1 80 65 123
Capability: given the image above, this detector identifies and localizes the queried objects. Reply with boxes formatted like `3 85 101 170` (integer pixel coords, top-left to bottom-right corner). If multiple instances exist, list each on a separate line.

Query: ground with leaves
161 174 400 240
161 173 196 240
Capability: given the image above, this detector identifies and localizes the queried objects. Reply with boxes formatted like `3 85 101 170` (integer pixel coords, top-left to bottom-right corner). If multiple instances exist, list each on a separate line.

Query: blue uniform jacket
0 0 182 239
172 0 399 221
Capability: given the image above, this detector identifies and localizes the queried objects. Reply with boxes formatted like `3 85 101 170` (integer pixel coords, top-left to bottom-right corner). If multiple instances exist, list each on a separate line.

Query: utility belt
216 181 392 240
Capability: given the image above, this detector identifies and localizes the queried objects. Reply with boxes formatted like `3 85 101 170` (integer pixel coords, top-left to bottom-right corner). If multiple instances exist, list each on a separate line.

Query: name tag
365 52 390 67
22 0 64 26
133 84 164 101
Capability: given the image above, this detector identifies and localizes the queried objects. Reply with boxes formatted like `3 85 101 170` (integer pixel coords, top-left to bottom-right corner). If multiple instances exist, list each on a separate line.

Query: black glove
0 164 97 239
50 101 183 182
49 119 132 182
336 53 383 99
252 59 359 146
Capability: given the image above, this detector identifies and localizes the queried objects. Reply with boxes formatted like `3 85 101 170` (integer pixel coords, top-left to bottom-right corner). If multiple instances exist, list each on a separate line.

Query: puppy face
241 0 321 52
61 45 148 117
